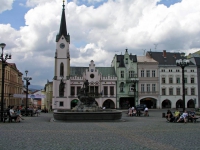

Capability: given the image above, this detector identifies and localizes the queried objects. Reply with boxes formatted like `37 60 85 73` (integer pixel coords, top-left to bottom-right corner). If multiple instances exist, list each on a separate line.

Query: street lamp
176 52 190 112
24 70 32 116
133 74 138 105
0 43 11 122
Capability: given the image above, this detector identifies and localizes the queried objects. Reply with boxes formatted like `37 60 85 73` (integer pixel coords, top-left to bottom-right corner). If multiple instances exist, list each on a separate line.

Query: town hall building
52 2 117 110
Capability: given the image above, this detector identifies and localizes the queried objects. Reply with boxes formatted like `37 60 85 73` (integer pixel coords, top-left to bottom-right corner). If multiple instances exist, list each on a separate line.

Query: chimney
163 50 166 58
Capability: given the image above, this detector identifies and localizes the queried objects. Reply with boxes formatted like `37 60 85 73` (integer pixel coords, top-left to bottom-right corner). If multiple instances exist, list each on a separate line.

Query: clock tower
52 0 70 109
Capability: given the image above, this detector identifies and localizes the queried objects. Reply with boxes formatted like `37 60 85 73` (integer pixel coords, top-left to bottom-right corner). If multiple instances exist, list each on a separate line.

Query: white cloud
1 0 200 86
0 0 14 13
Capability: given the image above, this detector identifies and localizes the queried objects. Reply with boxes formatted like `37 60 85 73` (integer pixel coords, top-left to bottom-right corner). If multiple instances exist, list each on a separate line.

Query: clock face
90 74 94 78
60 43 65 49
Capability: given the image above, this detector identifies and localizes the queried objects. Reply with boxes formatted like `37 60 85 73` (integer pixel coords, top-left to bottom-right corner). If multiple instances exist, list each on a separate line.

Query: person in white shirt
177 110 188 123
144 107 148 116
9 106 20 122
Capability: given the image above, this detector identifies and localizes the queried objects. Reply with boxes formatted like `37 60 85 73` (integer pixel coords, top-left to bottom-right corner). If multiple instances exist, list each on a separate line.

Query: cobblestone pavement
0 109 200 150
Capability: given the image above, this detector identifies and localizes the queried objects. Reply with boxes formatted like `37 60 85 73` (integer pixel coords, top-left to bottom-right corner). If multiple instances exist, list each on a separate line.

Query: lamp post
0 43 11 122
24 70 32 116
133 74 138 106
176 52 190 112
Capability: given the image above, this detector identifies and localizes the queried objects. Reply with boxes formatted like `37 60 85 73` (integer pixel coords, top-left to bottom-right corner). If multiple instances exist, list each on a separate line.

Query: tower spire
56 0 70 42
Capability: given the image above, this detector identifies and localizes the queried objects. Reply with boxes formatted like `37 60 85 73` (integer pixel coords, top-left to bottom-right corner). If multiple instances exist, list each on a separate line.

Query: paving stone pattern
0 109 200 150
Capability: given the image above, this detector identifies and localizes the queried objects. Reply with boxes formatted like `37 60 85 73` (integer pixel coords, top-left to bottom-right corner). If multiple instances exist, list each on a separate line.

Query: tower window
60 63 64 76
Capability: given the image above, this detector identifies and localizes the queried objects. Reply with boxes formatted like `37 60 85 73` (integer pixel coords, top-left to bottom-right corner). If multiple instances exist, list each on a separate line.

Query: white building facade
147 50 198 109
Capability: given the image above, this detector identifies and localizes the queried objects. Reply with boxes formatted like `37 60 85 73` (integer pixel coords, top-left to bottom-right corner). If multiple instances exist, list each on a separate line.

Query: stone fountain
53 80 122 121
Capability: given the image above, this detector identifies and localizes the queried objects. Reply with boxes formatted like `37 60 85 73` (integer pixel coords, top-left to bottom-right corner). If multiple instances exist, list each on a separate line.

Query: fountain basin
53 109 122 121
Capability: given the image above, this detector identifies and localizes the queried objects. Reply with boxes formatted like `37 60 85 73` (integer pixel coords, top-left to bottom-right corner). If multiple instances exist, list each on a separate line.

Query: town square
1 110 200 150
1 0 200 149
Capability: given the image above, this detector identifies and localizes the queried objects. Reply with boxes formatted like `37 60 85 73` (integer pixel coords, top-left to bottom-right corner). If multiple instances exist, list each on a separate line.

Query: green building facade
111 49 138 109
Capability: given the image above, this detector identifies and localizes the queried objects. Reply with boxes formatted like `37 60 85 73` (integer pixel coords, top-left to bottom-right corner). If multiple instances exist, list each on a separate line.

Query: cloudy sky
0 0 200 87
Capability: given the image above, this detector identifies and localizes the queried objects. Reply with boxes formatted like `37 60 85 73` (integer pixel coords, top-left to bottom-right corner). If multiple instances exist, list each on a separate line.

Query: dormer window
126 58 128 64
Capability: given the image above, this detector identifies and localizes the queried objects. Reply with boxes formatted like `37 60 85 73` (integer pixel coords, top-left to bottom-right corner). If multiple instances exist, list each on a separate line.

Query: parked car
136 104 147 111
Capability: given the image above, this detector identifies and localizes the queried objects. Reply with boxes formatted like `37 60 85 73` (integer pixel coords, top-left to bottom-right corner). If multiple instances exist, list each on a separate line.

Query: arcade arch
187 99 195 108
140 97 157 109
162 99 171 108
102 99 115 109
176 99 183 108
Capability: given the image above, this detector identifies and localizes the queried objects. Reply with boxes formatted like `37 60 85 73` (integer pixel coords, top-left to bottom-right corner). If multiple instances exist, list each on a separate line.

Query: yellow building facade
0 62 23 108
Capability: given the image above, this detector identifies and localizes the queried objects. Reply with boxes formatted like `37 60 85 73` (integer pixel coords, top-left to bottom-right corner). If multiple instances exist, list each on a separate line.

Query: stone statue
83 80 89 95
59 78 65 97
74 79 97 112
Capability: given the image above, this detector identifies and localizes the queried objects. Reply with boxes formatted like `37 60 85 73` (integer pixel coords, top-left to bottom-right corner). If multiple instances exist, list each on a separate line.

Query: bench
21 109 34 116
1 111 9 123
188 116 199 123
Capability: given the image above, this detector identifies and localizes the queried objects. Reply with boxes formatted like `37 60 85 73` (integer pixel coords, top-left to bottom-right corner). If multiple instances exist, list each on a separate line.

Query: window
141 84 145 92
152 70 155 77
191 88 195 95
60 63 64 76
162 89 166 95
147 84 150 92
130 84 135 91
162 78 165 84
184 78 187 83
121 71 124 78
104 86 108 95
191 70 194 72
161 69 165 72
141 70 144 77
146 70 150 77
71 86 75 95
120 82 124 92
191 77 194 83
176 77 180 83
169 88 173 95
152 84 156 92
176 88 180 95
125 58 128 64
185 89 188 95
110 86 114 95
169 77 173 84
59 101 64 107
169 69 172 72
176 69 180 72
77 86 81 95
90 86 94 93
129 71 134 78
95 86 99 96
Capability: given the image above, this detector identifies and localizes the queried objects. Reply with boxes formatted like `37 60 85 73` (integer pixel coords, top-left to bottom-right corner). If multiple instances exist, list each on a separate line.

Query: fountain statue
72 80 99 112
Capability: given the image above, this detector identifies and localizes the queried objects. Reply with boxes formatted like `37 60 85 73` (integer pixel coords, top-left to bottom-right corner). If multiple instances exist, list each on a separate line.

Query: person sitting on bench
166 110 174 122
10 106 20 122
144 107 149 116
174 108 180 122
128 107 133 116
177 110 188 123
189 110 196 122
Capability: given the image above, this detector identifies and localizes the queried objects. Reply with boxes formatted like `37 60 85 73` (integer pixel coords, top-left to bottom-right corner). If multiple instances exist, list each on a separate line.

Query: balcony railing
128 91 135 96
126 78 139 83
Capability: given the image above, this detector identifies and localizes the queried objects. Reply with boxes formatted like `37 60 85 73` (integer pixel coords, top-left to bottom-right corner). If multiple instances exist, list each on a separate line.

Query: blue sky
0 0 200 87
